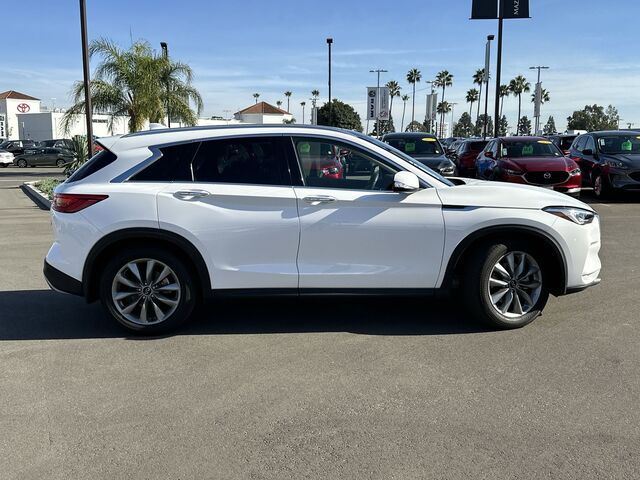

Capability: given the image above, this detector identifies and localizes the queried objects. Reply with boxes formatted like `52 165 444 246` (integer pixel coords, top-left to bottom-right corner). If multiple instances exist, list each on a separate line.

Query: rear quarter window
67 149 117 183
131 142 198 182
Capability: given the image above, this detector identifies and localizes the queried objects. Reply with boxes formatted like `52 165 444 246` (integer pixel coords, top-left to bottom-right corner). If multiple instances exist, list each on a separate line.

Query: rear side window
67 149 117 183
468 141 488 151
191 137 290 185
131 142 198 182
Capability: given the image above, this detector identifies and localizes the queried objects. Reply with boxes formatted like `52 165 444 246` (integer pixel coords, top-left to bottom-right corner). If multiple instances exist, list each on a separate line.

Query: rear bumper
43 260 83 296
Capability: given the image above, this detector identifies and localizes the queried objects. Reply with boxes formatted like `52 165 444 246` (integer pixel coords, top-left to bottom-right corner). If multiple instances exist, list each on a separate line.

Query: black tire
463 242 549 329
99 247 198 334
593 173 612 199
56 159 65 167
17 159 27 168
0 163 7 168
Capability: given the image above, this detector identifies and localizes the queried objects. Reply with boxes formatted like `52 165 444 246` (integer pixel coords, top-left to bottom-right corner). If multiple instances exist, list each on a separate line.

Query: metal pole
161 42 170 128
493 0 503 138
529 66 549 135
79 0 93 157
483 35 494 139
327 38 333 126
369 69 387 136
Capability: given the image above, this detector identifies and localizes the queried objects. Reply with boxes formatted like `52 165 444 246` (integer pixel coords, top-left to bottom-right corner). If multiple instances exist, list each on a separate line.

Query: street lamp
327 38 333 126
483 35 495 139
79 0 93 157
425 80 436 134
160 41 171 128
529 65 549 135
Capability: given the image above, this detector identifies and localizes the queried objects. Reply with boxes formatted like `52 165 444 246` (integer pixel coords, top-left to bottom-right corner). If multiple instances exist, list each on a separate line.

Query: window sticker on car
522 144 534 155
422 138 437 142
405 142 416 152
622 140 633 151
502 147 508 156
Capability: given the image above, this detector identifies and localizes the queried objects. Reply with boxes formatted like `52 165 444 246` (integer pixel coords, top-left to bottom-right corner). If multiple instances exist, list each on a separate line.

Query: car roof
499 136 548 142
589 130 639 136
382 132 437 139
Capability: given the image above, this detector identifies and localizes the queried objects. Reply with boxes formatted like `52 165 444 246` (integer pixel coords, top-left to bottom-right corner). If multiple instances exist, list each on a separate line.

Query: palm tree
435 70 454 131
284 91 292 112
499 84 510 118
63 38 203 133
276 100 283 109
311 89 320 107
253 93 260 104
436 101 452 137
300 101 306 124
386 80 401 133
509 75 531 134
400 94 410 131
466 88 479 117
406 68 422 123
472 69 485 123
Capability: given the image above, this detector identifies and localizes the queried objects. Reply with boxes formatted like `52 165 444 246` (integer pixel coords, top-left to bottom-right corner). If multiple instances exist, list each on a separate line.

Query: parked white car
44 126 602 333
0 150 14 167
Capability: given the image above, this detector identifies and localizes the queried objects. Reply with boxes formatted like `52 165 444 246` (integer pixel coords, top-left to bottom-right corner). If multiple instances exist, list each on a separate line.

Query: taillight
52 193 108 213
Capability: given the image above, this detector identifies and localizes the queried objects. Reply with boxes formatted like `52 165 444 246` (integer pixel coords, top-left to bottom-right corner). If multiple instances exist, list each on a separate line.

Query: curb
21 182 51 210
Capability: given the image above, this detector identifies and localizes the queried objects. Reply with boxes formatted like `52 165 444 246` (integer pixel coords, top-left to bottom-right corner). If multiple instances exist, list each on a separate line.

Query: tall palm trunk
411 84 416 123
440 86 446 134
469 101 473 117
500 96 505 118
401 102 407 131
476 83 483 123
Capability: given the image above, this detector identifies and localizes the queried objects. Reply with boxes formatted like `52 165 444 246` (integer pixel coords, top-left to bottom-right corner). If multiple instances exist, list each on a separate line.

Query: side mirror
393 171 420 192
582 148 593 156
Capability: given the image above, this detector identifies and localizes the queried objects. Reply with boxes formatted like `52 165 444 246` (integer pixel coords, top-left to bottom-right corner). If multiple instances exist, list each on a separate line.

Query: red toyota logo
17 103 30 113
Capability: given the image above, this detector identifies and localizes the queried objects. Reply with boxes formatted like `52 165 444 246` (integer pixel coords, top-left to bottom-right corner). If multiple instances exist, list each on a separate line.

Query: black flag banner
471 0 530 19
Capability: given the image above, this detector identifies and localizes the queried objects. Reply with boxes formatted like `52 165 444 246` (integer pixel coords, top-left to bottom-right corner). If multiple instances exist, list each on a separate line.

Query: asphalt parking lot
1 167 639 479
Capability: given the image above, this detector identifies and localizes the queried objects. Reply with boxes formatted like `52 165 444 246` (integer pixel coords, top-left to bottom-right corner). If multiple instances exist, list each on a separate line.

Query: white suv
44 126 602 333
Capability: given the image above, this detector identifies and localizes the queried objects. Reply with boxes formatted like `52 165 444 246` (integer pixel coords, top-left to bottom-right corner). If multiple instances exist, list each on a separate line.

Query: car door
43 148 59 165
155 136 301 290
289 136 445 290
575 135 597 182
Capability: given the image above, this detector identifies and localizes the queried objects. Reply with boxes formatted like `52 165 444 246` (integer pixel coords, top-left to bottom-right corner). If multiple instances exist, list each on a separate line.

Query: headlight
569 168 581 176
604 159 627 169
543 206 596 225
438 162 455 174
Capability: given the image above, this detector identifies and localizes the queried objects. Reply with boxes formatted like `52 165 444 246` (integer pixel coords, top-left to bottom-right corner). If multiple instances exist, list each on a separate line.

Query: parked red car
452 139 489 177
476 136 582 196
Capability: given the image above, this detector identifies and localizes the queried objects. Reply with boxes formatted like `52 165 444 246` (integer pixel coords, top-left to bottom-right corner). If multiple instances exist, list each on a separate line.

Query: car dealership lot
1 168 639 479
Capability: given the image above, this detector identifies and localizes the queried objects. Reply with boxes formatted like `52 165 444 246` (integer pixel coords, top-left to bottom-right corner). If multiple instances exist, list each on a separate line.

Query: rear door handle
174 189 210 200
303 195 336 204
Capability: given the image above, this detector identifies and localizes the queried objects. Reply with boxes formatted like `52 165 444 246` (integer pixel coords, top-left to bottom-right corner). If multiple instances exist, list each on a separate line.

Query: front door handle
174 189 210 200
303 195 336 204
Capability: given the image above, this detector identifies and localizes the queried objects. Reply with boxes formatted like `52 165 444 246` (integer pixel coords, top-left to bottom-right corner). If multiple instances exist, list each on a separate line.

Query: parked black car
382 132 457 176
0 139 37 156
569 131 640 198
13 147 75 167
545 134 578 155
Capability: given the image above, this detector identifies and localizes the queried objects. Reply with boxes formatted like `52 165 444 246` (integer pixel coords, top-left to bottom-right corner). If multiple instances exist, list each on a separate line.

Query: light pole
483 35 495 139
161 42 171 128
425 80 436 134
79 0 93 157
369 68 387 136
326 38 333 126
529 65 549 135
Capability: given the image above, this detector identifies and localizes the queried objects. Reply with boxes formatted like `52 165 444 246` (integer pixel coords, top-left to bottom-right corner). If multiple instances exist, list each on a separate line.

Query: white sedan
43 125 601 334
0 150 14 167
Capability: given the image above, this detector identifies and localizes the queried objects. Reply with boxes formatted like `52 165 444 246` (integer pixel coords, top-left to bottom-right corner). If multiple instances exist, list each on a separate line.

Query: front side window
192 137 290 185
584 136 596 152
292 136 397 191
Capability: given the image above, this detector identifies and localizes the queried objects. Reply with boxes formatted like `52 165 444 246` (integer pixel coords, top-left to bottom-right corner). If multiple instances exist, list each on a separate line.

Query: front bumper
44 260 83 296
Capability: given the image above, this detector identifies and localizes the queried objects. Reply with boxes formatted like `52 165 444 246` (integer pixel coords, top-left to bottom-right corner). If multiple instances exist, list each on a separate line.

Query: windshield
597 135 640 154
359 134 454 186
385 136 443 156
501 139 563 158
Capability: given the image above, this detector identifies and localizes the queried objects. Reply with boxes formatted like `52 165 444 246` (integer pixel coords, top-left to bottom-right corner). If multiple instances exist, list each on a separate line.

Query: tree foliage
453 112 474 137
473 115 493 137
62 38 203 133
543 116 557 135
518 116 532 135
498 115 509 136
566 104 619 131
317 99 362 131
405 120 427 132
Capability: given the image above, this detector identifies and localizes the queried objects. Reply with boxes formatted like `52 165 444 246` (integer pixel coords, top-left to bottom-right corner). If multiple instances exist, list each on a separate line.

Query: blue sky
3 0 640 131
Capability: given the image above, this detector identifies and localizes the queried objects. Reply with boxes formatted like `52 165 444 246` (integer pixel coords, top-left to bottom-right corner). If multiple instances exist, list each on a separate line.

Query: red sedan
476 136 582 196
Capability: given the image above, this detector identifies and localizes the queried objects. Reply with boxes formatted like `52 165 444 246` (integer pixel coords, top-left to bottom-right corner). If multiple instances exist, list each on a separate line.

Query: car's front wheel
99 247 197 334
593 173 612 199
463 243 549 329
17 159 27 168
56 159 65 167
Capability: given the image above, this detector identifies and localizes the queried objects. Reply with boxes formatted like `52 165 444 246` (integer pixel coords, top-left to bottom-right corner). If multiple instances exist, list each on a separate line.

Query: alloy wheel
111 258 181 326
487 251 542 319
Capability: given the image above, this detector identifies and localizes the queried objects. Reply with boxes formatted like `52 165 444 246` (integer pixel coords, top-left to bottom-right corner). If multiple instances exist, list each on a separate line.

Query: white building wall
235 112 293 124
0 97 41 139
17 112 129 140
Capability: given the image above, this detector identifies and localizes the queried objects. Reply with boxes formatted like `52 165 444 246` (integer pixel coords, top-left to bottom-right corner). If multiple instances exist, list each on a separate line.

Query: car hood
504 156 572 171
434 180 593 211
601 153 640 168
411 154 450 168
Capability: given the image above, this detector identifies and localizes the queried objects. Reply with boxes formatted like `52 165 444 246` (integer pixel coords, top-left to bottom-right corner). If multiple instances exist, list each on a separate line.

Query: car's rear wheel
17 159 27 168
99 247 197 334
56 159 65 167
463 243 549 329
